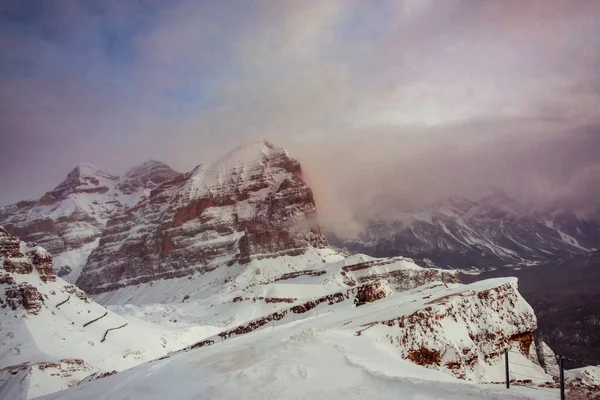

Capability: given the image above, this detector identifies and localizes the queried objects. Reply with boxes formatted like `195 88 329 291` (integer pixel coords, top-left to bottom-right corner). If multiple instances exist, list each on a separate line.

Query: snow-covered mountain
75 141 328 294
3 141 599 399
0 227 204 399
329 193 600 269
0 141 329 295
0 161 180 282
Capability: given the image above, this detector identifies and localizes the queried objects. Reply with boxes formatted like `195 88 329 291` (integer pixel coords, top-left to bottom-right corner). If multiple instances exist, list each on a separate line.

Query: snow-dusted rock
566 366 600 399
0 162 180 283
76 141 328 294
566 365 600 385
536 340 559 377
354 278 540 381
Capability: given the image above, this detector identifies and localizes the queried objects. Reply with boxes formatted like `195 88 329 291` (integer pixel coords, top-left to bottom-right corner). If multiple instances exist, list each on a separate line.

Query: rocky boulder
5 283 44 314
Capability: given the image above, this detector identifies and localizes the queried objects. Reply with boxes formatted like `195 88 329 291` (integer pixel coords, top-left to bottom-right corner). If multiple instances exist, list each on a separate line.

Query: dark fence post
505 348 510 389
559 355 565 400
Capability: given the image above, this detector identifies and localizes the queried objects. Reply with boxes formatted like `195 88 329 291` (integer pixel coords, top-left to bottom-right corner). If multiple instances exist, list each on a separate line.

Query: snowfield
41 279 560 400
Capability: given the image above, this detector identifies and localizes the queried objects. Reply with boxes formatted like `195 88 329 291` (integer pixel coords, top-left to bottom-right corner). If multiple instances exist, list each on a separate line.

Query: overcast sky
1 1 599 228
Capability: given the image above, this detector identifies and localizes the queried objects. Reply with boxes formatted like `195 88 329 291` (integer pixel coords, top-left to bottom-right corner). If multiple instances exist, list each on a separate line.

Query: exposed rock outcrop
536 340 560 377
26 244 56 282
358 279 538 381
5 283 44 314
355 279 392 303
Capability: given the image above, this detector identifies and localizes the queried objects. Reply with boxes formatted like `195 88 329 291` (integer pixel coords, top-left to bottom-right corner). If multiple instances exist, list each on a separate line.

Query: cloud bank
1 0 599 233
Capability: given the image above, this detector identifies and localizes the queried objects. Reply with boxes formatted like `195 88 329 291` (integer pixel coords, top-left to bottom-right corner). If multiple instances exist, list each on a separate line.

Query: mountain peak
72 163 99 174
119 160 181 193
207 140 299 178
123 160 174 178
67 164 116 179
222 140 282 162
50 164 117 199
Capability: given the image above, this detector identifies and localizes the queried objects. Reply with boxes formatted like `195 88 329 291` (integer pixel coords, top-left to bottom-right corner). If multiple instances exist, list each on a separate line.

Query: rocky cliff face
329 193 600 269
0 161 180 282
361 278 538 381
0 227 55 314
76 141 328 294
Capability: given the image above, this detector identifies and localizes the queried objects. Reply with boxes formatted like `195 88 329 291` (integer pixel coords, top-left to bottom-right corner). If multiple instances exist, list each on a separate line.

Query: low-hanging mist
291 128 600 238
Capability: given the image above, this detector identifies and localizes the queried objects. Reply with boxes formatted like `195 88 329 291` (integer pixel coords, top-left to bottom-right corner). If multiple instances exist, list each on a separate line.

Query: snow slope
42 278 559 400
0 228 201 399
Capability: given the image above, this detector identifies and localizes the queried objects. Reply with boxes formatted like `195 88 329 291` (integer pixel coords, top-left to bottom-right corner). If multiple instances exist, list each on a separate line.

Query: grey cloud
1 0 599 234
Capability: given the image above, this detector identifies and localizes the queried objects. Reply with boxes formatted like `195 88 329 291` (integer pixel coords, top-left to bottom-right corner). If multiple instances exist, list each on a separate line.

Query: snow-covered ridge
331 192 600 269
155 274 539 384
43 275 562 400
0 228 197 399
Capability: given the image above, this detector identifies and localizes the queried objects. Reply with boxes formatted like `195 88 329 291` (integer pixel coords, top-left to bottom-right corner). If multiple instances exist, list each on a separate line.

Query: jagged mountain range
328 194 600 270
0 160 181 282
0 141 327 293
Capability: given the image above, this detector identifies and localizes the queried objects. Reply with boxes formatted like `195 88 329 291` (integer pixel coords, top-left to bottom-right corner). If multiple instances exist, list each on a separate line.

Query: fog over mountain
1 1 599 238
296 129 600 237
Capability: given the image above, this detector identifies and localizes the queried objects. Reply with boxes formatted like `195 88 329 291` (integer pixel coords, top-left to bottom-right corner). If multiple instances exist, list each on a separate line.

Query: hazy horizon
2 1 599 226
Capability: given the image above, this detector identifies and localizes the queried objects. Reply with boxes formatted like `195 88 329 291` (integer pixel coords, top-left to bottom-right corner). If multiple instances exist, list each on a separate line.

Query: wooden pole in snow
504 349 510 389
559 355 565 400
